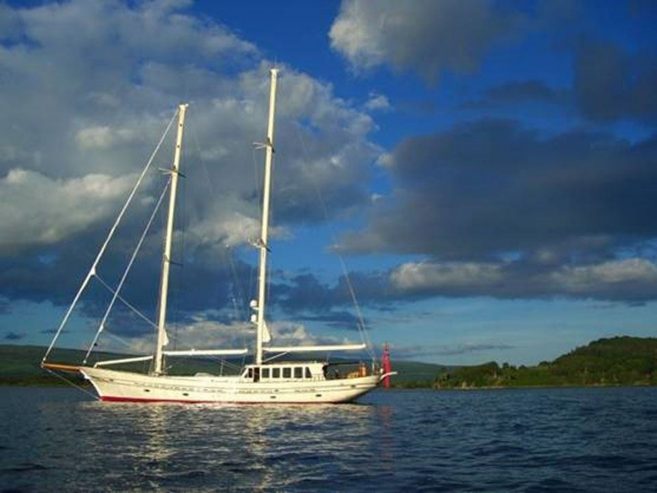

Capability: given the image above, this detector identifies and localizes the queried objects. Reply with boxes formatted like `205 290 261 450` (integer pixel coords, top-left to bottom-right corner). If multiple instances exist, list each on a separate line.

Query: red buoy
382 343 392 388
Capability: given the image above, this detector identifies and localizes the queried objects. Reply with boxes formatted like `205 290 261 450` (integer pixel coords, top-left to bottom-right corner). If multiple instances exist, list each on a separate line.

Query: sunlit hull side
80 367 383 404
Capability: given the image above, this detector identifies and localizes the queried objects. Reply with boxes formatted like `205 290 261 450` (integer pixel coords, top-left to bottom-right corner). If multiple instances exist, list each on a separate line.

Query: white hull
81 367 384 404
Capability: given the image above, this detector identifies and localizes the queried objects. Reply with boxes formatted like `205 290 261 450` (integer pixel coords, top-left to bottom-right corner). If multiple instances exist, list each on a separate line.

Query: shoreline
3 381 656 390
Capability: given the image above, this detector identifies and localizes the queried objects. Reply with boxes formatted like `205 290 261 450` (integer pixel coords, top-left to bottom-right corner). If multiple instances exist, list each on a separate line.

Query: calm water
1 387 656 492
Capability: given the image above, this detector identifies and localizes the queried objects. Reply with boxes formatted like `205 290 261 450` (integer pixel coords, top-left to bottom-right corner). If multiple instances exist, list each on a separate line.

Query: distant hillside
0 345 96 386
388 361 449 388
0 345 240 385
435 336 657 389
0 344 444 387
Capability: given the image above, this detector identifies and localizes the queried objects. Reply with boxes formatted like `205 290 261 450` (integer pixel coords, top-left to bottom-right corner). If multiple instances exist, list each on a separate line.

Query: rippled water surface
1 387 657 492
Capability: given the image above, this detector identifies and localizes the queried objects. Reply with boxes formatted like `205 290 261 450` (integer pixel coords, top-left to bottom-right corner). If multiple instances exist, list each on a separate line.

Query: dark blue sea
1 387 656 492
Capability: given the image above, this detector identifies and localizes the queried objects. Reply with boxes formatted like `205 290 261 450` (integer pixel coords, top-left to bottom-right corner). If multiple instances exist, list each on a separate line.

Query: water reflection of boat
42 69 395 403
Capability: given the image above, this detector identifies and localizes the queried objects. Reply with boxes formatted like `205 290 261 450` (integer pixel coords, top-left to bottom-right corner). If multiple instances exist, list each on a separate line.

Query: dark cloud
465 46 657 124
41 328 67 334
274 271 394 314
298 311 366 331
0 296 9 315
0 218 248 337
341 120 657 261
462 80 568 109
574 39 657 122
4 331 25 341
394 342 516 360
275 273 341 313
486 80 560 103
397 99 439 117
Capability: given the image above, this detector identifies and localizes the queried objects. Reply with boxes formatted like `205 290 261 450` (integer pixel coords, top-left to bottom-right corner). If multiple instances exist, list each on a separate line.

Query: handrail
163 349 248 357
263 343 366 353
94 356 154 367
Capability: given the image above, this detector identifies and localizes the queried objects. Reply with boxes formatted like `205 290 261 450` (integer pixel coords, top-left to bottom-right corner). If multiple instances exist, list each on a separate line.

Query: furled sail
263 321 272 343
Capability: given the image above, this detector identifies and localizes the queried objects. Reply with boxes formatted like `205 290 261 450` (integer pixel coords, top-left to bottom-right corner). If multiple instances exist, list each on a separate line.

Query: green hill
435 336 657 389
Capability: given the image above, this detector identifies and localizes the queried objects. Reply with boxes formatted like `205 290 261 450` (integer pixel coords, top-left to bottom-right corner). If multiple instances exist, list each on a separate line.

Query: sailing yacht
42 69 395 403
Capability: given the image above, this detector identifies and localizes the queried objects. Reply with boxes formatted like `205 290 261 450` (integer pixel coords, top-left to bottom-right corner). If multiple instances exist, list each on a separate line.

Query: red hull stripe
99 395 348 405
102 395 218 404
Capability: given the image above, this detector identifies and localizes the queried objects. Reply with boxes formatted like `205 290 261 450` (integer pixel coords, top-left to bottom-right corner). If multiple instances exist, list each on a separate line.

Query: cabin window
294 367 303 379
272 368 280 378
262 368 270 379
283 367 291 378
245 368 253 379
305 367 312 379
254 367 260 382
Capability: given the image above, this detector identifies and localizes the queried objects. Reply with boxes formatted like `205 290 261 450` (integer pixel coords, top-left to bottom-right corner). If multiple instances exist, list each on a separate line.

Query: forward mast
154 103 188 375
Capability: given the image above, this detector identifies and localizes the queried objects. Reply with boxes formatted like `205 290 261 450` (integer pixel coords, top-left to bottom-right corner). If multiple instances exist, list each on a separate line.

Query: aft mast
153 103 188 375
255 69 279 366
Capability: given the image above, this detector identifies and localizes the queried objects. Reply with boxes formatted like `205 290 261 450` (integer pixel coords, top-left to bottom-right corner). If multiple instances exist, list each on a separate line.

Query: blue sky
1 0 657 365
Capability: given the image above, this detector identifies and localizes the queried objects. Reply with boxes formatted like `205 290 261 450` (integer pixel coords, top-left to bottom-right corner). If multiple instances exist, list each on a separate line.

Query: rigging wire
84 178 171 364
171 117 190 353
43 368 99 401
43 108 179 363
265 142 274 344
190 117 251 323
102 330 140 351
94 275 157 329
249 140 267 360
248 145 262 334
293 124 377 363
189 117 251 366
225 246 248 322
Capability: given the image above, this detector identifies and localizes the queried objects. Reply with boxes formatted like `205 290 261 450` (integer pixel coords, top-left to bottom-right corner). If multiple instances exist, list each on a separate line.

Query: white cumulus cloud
0 168 136 253
330 0 522 81
364 92 391 111
550 258 657 294
0 0 378 258
391 261 503 292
